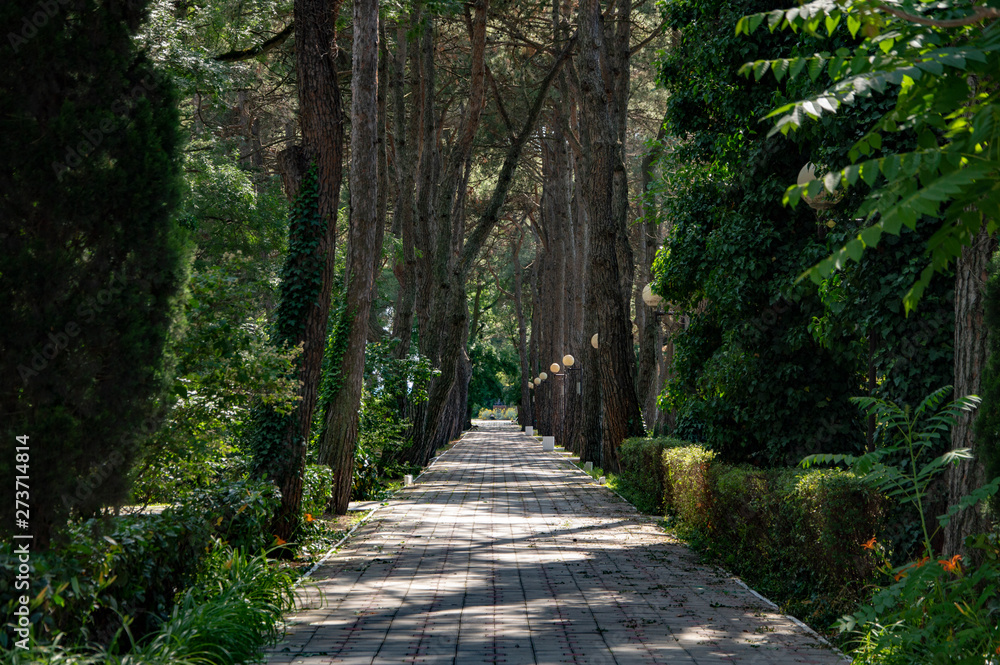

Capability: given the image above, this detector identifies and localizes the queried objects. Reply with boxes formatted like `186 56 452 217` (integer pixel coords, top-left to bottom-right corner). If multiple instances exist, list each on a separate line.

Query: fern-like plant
801 386 993 556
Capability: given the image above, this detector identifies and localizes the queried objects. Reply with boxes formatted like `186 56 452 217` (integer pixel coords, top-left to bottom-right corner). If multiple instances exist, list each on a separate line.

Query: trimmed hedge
617 438 886 629
617 437 689 514
662 445 717 530
665 446 885 626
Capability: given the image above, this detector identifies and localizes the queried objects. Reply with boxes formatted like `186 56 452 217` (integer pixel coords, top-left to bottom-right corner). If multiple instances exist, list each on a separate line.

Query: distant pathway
268 423 846 664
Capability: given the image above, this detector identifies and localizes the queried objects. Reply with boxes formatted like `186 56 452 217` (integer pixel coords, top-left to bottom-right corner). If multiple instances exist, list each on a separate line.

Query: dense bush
302 464 334 516
655 445 885 628
3 546 296 664
617 437 689 514
662 445 718 531
0 478 279 648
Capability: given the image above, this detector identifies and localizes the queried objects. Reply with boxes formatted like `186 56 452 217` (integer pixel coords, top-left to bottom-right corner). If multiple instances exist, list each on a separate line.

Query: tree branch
214 23 294 62
876 2 1000 27
631 18 667 55
459 34 577 276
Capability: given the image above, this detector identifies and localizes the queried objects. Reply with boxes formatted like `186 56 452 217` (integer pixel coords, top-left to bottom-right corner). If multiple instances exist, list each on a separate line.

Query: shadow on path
267 425 846 665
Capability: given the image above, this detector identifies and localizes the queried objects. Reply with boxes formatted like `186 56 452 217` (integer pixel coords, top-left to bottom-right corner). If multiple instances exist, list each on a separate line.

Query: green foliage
844 548 1000 665
653 0 870 465
659 445 886 631
249 164 325 480
661 445 717 530
738 0 1000 311
802 386 986 554
302 464 334 517
347 340 432 499
2 546 296 664
976 252 1000 514
0 479 278 649
123 546 296 664
617 437 689 514
467 341 520 418
133 251 301 503
802 387 1000 661
474 406 518 420
0 0 188 538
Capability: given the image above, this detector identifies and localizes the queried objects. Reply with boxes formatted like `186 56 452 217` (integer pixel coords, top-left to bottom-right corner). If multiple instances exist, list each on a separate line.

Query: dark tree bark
576 0 644 472
413 18 439 352
635 123 665 430
944 225 997 555
390 15 418 361
262 0 345 541
319 0 380 515
512 233 533 427
537 122 570 441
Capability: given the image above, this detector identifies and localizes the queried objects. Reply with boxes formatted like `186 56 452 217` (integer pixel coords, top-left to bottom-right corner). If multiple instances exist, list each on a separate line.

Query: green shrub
501 407 517 421
710 465 780 568
2 546 297 664
661 445 717 529
302 464 334 516
617 437 689 514
789 469 885 584
0 479 279 649
657 445 885 632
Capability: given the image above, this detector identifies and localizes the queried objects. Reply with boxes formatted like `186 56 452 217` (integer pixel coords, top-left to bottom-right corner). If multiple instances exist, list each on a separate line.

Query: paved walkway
268 424 846 664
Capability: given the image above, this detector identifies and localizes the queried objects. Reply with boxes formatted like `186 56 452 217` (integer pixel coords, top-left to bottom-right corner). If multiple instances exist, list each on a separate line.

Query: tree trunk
576 0 644 473
320 0 380 515
636 124 665 429
259 0 344 542
390 15 418 362
512 234 532 427
407 39 575 463
944 226 997 555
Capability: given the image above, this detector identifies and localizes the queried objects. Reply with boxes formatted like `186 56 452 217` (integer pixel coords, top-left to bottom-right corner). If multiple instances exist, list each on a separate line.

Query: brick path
268 423 847 664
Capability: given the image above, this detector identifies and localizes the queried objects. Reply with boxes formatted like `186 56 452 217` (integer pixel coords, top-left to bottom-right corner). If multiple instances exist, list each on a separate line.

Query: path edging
525 428 851 664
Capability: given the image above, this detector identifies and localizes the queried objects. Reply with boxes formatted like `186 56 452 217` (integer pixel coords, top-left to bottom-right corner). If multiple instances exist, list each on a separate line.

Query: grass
4 547 297 665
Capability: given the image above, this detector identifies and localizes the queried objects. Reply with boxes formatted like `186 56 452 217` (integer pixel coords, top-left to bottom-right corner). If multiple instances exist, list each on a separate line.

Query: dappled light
270 427 841 664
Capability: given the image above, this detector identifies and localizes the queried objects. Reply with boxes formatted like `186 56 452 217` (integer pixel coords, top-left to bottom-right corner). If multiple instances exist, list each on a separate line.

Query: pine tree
0 0 186 544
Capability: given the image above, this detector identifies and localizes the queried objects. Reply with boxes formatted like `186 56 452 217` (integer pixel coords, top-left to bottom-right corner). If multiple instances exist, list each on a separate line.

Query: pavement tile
267 422 847 664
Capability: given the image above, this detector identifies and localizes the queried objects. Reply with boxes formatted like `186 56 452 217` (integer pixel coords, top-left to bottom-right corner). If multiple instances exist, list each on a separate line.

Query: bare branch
214 23 294 62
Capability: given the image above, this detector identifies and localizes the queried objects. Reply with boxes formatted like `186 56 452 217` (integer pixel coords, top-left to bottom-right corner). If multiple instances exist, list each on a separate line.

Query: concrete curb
527 429 851 664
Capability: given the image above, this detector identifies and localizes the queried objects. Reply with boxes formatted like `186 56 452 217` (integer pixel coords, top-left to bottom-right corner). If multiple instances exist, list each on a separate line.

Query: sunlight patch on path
267 424 847 664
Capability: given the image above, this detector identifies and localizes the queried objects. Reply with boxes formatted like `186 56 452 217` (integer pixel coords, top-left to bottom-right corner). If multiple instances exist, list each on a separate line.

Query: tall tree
576 0 645 471
0 0 186 545
406 35 576 464
319 0 381 514
250 0 344 541
946 226 996 553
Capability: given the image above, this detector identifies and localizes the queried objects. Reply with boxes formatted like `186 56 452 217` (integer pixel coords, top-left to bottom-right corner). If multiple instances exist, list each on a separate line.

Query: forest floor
267 424 847 664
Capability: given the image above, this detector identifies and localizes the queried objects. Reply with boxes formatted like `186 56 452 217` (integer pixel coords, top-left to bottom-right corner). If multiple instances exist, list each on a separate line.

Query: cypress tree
0 0 186 544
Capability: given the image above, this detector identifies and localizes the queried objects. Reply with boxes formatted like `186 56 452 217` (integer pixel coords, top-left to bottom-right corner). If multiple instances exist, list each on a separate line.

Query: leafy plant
302 464 334 517
738 0 1000 311
801 386 1000 661
1 546 297 665
617 437 689 514
802 386 988 555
